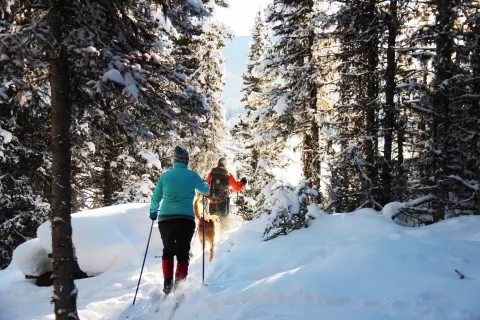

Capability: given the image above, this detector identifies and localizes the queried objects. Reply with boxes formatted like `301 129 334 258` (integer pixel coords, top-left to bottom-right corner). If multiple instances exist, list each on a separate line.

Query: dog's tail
193 196 202 221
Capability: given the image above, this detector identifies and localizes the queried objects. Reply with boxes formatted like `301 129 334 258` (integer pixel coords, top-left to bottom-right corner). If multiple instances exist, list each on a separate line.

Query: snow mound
11 239 52 277
34 203 151 275
381 201 405 218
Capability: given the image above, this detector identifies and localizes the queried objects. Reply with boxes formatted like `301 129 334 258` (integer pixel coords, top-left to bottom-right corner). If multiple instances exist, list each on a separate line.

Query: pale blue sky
213 0 271 120
222 36 251 119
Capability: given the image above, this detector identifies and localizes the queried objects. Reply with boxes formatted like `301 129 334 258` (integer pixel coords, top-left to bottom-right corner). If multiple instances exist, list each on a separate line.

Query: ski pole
237 191 242 216
242 190 245 215
133 219 154 306
225 197 228 216
202 194 206 285
189 195 201 253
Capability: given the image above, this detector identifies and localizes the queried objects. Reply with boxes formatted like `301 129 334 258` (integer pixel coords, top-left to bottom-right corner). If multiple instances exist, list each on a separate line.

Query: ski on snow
154 293 169 313
166 292 186 320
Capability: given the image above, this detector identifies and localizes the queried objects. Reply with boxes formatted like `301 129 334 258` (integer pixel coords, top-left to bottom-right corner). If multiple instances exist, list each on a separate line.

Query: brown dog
193 196 220 261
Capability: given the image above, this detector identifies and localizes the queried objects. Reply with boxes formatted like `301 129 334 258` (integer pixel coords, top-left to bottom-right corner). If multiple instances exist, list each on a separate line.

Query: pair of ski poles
132 195 207 306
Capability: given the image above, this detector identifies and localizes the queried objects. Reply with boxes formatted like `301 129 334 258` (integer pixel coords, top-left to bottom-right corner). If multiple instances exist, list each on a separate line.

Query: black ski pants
158 218 196 264
209 198 230 219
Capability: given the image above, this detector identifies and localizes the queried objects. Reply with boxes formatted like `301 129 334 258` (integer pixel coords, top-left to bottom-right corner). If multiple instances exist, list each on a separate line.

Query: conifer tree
241 10 275 112
326 0 383 211
1 0 226 316
266 0 321 196
231 9 276 216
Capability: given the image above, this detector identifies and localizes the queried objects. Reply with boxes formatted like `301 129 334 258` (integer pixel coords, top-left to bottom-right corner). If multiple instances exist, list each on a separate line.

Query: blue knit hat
174 146 189 164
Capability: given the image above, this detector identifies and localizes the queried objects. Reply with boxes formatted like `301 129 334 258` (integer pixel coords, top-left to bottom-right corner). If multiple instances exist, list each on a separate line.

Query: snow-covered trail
1 204 480 320
147 212 480 320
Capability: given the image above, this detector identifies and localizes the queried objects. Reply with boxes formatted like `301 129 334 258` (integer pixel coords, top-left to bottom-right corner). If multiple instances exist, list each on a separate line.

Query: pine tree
266 0 322 196
391 1 436 220
47 0 79 315
325 0 383 212
434 0 480 219
1 0 227 315
381 0 398 206
241 10 275 112
463 2 480 213
230 9 276 218
174 20 233 176
0 49 51 268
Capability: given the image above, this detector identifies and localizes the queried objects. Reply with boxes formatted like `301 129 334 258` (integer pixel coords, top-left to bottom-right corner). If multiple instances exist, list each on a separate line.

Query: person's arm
150 175 163 213
229 173 245 192
195 173 210 194
205 173 212 188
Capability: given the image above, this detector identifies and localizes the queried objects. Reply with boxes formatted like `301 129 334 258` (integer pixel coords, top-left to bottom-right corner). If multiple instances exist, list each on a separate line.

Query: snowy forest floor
0 203 480 320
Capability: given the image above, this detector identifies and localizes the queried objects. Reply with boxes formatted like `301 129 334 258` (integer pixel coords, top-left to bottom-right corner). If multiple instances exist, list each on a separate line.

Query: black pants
209 199 229 219
158 218 196 264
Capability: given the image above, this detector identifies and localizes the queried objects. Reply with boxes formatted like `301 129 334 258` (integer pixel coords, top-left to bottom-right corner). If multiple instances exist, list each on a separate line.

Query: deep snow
1 203 479 320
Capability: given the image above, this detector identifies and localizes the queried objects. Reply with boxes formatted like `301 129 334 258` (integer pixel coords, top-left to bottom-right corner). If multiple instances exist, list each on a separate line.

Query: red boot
162 259 174 295
174 263 189 289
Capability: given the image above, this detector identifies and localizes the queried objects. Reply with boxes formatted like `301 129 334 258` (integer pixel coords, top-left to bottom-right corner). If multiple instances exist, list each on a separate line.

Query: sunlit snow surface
1 202 479 320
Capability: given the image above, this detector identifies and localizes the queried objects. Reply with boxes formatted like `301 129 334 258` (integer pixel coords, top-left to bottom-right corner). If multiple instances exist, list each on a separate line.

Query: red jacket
205 172 245 204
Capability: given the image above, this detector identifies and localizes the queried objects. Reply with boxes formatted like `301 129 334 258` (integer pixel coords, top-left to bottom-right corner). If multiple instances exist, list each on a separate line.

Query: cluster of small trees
233 0 479 231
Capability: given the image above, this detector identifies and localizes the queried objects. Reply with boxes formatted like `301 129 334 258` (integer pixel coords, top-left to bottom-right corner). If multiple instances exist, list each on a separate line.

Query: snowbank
11 239 52 277
1 203 479 320
34 203 156 275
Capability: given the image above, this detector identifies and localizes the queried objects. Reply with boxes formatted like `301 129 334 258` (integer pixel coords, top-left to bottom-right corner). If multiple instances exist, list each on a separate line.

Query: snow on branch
261 180 318 241
448 175 479 191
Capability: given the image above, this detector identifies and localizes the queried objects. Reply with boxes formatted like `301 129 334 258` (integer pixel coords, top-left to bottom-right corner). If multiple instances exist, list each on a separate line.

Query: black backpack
209 167 230 202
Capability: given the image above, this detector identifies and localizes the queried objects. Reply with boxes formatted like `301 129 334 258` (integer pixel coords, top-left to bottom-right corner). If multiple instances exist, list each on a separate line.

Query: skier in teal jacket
149 146 209 295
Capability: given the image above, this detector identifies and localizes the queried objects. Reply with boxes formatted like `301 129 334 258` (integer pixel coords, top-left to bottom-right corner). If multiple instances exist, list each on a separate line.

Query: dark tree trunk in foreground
432 0 456 221
365 0 379 206
473 16 480 214
382 0 398 206
49 0 79 318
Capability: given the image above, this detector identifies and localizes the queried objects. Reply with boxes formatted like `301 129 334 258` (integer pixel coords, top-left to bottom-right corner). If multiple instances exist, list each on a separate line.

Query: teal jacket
150 162 210 221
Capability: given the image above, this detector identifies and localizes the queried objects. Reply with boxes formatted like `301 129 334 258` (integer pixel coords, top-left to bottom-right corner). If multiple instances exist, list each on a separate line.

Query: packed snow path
1 204 479 320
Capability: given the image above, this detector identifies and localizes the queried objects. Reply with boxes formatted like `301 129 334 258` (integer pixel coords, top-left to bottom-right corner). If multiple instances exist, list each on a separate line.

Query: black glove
149 211 158 221
241 177 247 185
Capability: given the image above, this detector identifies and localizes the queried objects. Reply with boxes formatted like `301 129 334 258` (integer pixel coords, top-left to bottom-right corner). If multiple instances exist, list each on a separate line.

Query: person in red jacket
205 158 247 226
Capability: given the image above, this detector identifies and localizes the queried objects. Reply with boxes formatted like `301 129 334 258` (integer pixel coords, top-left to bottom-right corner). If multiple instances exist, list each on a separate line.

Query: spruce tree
231 9 276 217
266 0 322 196
241 10 275 112
174 20 232 176
1 0 226 316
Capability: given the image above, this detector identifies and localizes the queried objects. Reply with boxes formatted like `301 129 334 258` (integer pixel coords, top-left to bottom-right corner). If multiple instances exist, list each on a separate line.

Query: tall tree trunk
365 0 379 206
251 145 259 173
397 115 404 197
432 0 456 222
381 0 398 206
472 17 480 214
103 114 115 206
49 0 79 318
302 21 321 200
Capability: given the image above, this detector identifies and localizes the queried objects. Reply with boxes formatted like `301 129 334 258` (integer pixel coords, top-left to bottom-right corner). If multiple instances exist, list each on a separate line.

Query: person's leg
174 219 196 285
208 202 220 215
158 220 175 294
212 201 229 229
210 202 226 217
